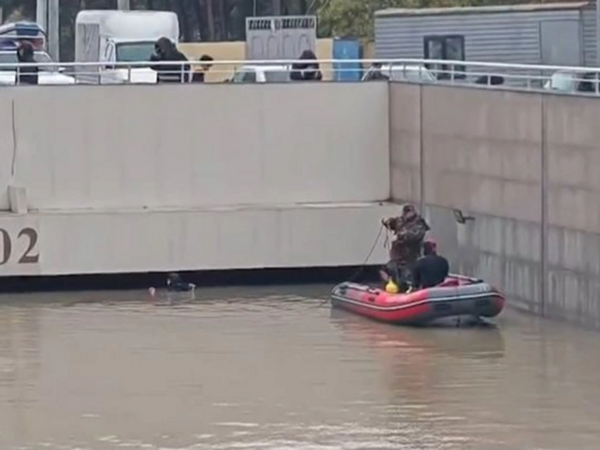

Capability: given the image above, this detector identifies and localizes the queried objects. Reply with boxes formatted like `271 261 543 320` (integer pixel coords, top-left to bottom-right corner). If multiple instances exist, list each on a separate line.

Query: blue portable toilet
332 37 362 82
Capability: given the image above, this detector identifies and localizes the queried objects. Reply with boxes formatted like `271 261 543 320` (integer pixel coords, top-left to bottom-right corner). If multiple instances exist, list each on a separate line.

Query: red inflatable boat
330 274 505 326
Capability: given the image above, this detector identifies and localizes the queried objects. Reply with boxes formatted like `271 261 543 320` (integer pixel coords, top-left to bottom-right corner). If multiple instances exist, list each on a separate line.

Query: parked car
0 50 76 85
361 64 437 83
230 64 292 83
543 70 599 94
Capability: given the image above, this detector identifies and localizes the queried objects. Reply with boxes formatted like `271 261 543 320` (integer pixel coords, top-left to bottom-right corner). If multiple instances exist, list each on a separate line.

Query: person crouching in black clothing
290 49 322 81
167 273 195 292
150 37 190 83
412 239 450 289
16 41 38 85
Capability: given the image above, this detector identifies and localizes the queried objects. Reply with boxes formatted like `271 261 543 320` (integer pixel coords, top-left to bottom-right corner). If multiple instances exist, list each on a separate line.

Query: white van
231 65 292 83
74 10 180 84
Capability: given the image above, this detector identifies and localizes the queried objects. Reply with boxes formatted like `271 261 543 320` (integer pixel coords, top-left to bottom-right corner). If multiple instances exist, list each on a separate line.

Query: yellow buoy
385 280 399 294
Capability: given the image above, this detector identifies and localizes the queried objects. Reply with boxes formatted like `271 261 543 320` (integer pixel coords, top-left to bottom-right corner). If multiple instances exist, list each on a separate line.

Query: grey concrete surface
390 82 600 327
0 83 390 210
544 94 600 328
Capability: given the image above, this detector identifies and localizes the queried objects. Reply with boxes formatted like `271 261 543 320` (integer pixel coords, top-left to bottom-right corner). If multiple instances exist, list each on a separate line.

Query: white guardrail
2 58 600 94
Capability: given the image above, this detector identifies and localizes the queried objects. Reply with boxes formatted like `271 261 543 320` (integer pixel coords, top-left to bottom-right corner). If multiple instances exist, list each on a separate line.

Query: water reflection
0 300 42 444
330 308 508 447
330 308 506 359
0 287 598 449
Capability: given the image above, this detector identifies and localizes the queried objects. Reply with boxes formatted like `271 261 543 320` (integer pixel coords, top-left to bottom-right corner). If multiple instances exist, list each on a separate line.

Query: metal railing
2 58 600 95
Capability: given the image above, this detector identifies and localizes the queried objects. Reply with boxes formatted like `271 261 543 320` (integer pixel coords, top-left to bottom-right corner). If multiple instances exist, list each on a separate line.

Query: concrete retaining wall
390 83 600 328
0 203 396 277
0 83 394 277
545 95 600 327
4 80 600 328
1 83 389 211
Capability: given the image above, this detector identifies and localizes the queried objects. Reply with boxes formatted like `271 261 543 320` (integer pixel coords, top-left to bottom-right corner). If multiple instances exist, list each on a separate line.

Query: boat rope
383 227 391 251
314 223 386 308
347 223 385 283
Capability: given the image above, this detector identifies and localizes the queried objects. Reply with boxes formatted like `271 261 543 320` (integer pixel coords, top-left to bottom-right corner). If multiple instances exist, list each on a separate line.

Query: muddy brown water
0 284 599 450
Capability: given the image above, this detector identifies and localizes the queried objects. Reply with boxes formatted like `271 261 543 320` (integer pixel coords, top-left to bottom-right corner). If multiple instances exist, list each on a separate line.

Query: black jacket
16 48 38 85
150 49 190 83
192 71 205 83
412 254 450 289
290 50 322 81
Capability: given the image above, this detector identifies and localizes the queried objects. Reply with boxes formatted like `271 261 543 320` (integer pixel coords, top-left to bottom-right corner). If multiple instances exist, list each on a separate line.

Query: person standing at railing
150 37 190 83
16 41 38 86
192 54 214 83
363 62 389 81
290 49 322 81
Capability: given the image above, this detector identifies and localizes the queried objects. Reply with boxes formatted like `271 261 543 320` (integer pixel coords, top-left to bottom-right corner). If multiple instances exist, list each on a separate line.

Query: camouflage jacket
386 215 430 264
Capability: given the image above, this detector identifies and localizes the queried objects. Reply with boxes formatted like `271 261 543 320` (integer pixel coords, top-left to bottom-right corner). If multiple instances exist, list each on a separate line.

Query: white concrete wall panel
0 89 17 211
0 203 397 276
9 83 390 210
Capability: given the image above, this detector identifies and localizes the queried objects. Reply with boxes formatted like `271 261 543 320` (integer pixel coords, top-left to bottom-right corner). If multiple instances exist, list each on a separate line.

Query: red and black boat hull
330 275 505 326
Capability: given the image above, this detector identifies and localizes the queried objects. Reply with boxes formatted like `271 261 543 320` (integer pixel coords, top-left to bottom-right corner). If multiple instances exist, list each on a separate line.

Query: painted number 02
0 228 40 265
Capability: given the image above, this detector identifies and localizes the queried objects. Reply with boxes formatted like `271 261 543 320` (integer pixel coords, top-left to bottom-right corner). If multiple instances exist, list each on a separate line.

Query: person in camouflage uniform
380 204 430 290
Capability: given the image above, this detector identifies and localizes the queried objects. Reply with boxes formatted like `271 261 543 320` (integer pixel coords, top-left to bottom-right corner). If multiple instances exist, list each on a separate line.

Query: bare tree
205 0 215 41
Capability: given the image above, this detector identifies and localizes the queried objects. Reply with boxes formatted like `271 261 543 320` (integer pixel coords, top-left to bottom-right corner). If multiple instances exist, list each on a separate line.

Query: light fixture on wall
453 209 475 225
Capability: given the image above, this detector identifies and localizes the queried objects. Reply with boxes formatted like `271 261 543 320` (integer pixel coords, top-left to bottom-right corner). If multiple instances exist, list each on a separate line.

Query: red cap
424 239 437 253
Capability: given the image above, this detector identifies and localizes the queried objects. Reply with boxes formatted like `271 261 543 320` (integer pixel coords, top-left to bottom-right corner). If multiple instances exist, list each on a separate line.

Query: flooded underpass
0 284 599 450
